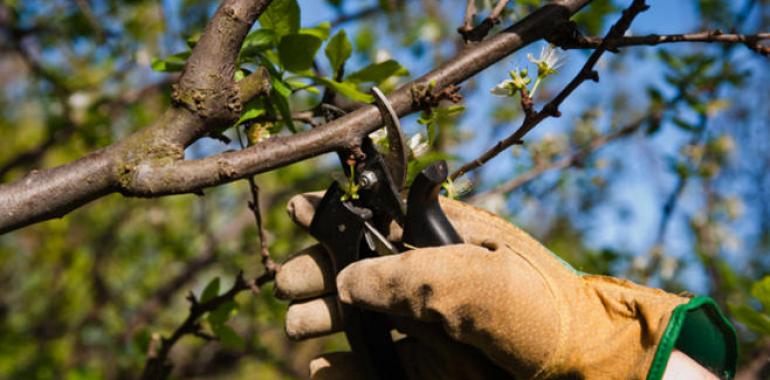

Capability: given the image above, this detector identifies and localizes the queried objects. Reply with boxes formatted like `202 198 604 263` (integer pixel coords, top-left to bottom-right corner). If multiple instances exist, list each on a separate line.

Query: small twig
458 0 511 42
560 30 770 56
458 0 477 35
450 0 650 180
490 0 512 22
330 5 381 28
236 128 278 282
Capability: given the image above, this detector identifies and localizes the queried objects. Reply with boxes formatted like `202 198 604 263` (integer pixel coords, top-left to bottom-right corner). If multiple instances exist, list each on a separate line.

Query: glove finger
285 295 342 340
286 191 325 229
275 245 335 301
310 351 365 380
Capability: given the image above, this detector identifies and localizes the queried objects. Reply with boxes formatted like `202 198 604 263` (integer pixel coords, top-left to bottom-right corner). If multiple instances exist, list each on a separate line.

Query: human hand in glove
275 193 736 380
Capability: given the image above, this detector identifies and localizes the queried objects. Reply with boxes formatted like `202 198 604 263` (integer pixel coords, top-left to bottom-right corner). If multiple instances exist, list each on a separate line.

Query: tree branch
561 30 770 55
450 0 649 180
0 0 592 233
0 0 273 234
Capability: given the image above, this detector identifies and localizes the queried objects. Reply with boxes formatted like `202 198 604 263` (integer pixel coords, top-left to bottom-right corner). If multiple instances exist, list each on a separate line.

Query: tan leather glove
276 193 699 379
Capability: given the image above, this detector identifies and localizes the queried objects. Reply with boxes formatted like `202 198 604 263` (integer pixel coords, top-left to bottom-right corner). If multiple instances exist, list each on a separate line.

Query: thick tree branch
169 0 274 145
0 0 591 233
561 30 770 55
0 0 273 234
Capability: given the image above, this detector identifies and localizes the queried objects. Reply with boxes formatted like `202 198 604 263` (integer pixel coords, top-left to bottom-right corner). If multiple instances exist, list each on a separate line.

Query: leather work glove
276 193 737 380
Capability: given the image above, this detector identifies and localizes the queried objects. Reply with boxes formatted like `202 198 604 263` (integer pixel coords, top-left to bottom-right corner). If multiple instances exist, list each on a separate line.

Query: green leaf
214 324 245 350
186 33 201 49
237 104 266 125
150 51 190 72
325 30 352 76
312 76 373 103
729 304 770 335
441 104 466 116
752 276 770 312
269 89 296 132
347 59 409 84
200 277 220 303
300 22 331 40
278 34 323 72
286 79 319 94
260 0 300 41
241 29 276 57
270 76 292 98
208 300 238 328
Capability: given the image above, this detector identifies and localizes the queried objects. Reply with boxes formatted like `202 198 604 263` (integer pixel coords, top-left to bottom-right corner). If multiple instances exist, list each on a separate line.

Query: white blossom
490 79 515 97
527 44 565 78
407 132 429 158
490 68 530 97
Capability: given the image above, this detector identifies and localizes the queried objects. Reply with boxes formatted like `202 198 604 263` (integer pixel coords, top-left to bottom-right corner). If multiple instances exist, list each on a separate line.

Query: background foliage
0 0 768 378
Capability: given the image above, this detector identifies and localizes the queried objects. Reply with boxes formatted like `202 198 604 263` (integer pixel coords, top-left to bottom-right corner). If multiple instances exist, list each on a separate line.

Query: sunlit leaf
347 59 409 84
260 0 300 41
325 30 352 76
237 104 266 125
241 29 276 57
300 22 331 40
150 51 190 72
311 76 373 103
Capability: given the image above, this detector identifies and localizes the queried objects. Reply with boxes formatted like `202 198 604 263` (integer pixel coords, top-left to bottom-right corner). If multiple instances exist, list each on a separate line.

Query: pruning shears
309 87 463 379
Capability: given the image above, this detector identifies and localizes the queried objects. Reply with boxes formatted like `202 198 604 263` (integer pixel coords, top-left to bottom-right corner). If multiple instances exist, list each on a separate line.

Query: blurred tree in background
0 0 768 378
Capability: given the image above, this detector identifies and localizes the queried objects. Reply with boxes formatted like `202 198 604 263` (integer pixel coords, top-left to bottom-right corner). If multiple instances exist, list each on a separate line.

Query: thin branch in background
140 272 274 380
560 31 770 56
468 114 647 204
330 5 380 28
451 0 651 180
236 128 278 280
636 114 709 284
124 208 255 343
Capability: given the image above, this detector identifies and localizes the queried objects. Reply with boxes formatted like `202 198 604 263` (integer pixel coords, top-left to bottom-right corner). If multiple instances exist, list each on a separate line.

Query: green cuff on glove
647 296 738 380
